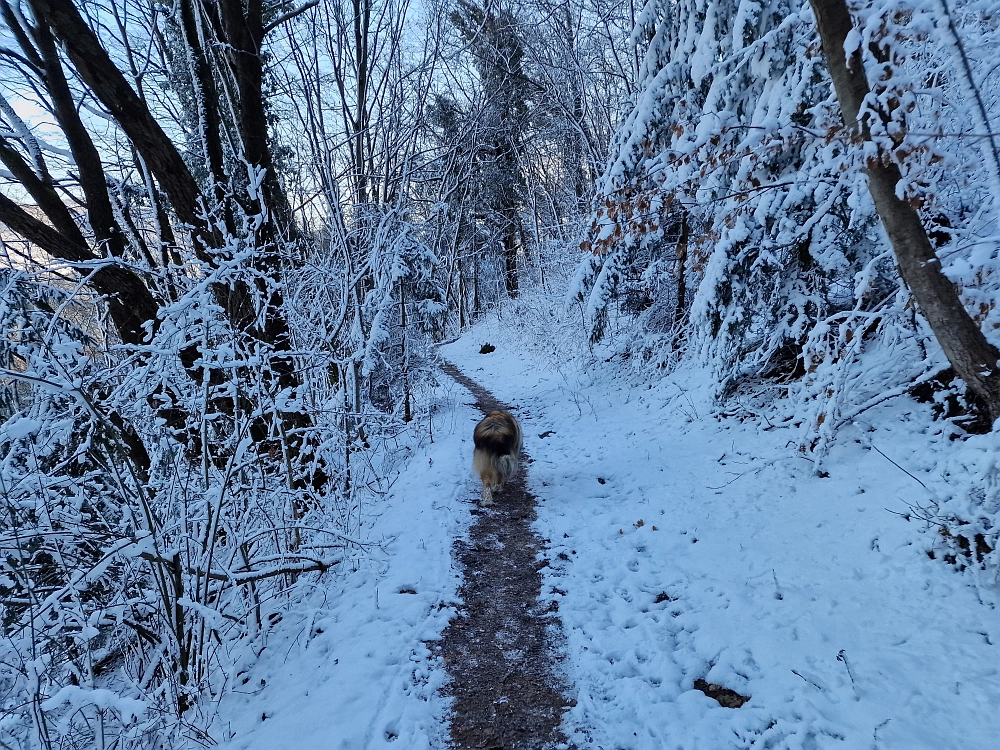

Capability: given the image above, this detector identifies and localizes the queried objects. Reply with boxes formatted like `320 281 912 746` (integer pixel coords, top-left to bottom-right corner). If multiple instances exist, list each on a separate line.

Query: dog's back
473 411 522 504
474 411 521 457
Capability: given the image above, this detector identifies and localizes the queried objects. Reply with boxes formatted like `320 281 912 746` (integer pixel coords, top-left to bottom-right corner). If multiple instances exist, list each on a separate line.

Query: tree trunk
0 195 158 345
673 213 689 348
502 208 519 298
178 0 235 236
458 256 467 329
30 0 216 251
809 0 1000 424
215 0 297 241
474 244 481 316
400 281 411 423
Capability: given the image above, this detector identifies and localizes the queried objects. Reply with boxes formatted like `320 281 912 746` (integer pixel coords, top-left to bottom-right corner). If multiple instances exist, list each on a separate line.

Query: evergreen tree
450 0 536 297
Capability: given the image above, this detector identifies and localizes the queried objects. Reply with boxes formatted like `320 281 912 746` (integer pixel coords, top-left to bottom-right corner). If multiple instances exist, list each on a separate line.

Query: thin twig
868 443 928 491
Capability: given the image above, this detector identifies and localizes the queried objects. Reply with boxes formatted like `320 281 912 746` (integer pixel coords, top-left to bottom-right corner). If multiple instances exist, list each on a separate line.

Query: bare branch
263 0 319 34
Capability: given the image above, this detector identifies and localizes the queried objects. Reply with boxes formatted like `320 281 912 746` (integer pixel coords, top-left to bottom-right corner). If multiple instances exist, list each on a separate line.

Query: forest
1 0 1000 747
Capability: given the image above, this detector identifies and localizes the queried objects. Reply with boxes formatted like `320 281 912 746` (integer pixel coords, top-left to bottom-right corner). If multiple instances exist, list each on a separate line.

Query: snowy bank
442 314 1000 750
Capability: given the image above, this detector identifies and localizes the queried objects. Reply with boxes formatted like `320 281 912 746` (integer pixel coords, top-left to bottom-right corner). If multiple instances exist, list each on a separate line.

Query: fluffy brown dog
472 411 522 506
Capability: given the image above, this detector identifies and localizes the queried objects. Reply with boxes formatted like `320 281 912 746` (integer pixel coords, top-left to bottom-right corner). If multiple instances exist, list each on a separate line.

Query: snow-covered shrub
572 0 1000 575
356 207 447 419
0 249 362 747
574 0 1000 436
575 0 888 383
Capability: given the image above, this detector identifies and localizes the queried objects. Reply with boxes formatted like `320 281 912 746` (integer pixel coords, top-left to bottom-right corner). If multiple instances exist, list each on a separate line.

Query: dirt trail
435 360 573 750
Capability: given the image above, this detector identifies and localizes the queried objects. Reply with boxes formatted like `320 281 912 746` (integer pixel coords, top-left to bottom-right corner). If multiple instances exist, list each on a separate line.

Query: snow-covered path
222 320 1000 750
436 361 571 749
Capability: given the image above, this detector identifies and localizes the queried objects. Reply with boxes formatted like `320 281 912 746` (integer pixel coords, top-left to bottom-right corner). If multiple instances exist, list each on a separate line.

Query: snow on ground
442 309 1000 750
217 378 481 750
221 298 1000 750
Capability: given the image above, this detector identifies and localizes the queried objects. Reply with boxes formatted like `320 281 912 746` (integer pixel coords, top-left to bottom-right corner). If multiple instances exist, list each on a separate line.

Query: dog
472 411 522 506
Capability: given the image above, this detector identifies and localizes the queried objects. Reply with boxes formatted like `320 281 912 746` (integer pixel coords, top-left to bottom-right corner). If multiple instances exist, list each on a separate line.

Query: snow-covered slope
441 318 1000 750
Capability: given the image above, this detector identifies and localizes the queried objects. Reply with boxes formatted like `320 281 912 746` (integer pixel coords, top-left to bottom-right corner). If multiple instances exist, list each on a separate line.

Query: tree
0 0 326 479
450 0 534 297
0 1 343 740
808 0 1000 424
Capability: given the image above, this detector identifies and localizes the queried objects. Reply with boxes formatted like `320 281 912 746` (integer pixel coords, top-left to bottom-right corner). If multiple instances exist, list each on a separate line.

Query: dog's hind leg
480 485 495 507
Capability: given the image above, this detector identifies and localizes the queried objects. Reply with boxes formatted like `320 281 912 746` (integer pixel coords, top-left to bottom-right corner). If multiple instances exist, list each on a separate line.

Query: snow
217 381 478 749
41 686 147 722
223 309 1000 749
440 314 1000 749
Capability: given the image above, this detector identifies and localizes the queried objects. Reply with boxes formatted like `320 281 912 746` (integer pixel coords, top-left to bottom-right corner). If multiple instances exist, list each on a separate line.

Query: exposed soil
434 360 573 750
693 679 750 708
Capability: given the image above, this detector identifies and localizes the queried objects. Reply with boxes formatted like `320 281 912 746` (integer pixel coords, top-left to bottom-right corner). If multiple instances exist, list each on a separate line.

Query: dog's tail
493 453 519 484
